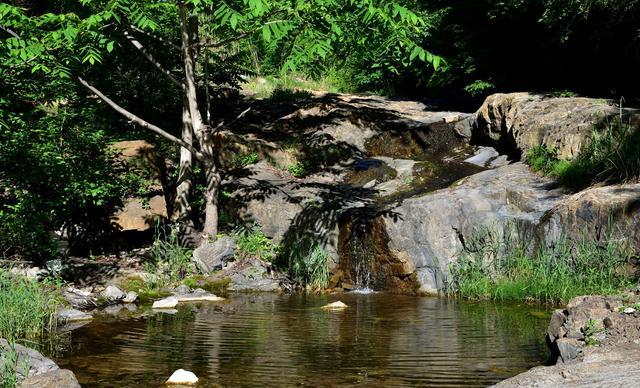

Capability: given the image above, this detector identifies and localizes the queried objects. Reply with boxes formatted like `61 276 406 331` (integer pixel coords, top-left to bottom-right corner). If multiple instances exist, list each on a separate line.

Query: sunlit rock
166 369 198 385
321 301 348 310
152 296 178 309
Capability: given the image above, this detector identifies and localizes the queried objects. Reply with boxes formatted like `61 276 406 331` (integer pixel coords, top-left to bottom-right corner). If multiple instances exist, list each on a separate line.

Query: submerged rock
321 301 348 310
192 236 236 274
166 369 198 385
152 296 179 309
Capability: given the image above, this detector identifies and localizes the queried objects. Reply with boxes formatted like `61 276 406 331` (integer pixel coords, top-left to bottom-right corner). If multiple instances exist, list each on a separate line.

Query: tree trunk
179 2 219 240
175 101 198 243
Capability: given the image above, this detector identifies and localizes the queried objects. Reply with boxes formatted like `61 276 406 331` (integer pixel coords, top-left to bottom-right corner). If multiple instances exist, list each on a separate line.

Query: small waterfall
349 218 374 293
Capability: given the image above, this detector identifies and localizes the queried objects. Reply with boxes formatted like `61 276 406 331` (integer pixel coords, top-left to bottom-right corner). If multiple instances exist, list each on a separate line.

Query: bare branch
123 30 182 87
77 76 204 161
0 26 20 39
213 107 252 131
128 24 181 50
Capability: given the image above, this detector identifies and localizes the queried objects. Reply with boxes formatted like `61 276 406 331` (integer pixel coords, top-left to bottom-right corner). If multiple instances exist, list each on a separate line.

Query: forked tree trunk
175 101 197 242
179 1 220 240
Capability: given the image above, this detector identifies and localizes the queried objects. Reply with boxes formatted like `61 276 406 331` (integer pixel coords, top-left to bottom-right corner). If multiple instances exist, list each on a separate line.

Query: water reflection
55 294 549 387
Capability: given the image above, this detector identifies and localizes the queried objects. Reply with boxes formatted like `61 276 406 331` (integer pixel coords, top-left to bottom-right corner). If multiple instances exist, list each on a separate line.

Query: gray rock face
192 236 236 274
20 369 81 388
0 340 59 382
475 92 638 160
383 162 566 293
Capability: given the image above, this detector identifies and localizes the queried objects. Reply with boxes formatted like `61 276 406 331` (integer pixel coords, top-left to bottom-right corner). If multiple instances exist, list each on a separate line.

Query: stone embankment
494 295 640 387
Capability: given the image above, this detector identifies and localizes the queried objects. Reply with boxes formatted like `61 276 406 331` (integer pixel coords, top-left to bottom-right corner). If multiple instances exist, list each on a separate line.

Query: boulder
192 236 236 274
101 285 126 303
152 296 179 309
20 369 81 388
0 340 58 382
166 369 198 385
475 92 638 160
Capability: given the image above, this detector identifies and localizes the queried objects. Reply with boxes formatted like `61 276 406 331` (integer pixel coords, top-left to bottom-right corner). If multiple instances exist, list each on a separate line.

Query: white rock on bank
152 296 179 309
166 369 198 385
174 290 225 303
321 301 348 310
624 307 636 314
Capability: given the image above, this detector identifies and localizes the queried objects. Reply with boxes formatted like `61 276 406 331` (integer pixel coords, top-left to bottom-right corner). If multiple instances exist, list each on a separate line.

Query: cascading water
349 218 374 293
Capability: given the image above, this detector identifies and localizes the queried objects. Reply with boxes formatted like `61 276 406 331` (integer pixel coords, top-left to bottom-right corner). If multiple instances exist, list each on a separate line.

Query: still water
54 293 550 387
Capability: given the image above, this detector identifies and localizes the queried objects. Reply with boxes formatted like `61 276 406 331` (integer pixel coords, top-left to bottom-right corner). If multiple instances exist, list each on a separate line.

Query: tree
1 0 438 244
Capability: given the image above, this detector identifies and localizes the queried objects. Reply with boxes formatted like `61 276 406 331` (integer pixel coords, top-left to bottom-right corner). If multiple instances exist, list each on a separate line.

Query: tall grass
525 118 640 190
241 74 339 100
285 244 330 289
0 270 58 342
448 229 634 304
143 226 193 290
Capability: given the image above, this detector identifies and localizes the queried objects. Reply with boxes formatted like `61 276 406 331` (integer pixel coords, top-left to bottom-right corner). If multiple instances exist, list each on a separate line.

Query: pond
54 293 550 387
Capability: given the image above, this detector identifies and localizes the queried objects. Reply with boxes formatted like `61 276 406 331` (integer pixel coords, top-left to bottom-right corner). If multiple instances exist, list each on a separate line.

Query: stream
54 293 550 387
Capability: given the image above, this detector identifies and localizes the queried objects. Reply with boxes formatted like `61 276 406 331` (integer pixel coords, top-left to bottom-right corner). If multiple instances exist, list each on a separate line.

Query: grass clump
183 275 231 295
525 119 640 190
233 226 278 262
448 229 634 304
0 270 58 342
242 74 338 100
143 226 193 290
282 244 330 289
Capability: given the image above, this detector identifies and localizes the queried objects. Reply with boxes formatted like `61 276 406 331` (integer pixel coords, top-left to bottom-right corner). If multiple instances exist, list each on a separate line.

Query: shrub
448 228 634 304
282 244 330 289
233 226 278 262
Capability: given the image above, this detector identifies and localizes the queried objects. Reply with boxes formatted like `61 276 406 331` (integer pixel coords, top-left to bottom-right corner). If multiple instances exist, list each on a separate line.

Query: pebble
623 307 636 314
166 369 198 385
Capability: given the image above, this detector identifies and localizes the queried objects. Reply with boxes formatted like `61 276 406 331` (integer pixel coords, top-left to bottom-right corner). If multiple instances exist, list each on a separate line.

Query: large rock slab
383 162 567 293
475 92 638 160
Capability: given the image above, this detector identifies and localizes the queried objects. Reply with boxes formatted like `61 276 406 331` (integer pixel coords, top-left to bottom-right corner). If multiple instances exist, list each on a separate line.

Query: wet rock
20 369 81 388
123 291 138 304
56 309 93 323
0 339 58 381
101 285 126 303
321 301 348 310
152 296 179 309
192 236 236 274
175 284 191 294
166 369 198 385
475 93 637 160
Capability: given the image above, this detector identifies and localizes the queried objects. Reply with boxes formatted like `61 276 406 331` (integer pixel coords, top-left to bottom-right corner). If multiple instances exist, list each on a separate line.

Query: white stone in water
175 292 225 303
152 296 179 309
321 301 348 310
624 307 636 314
166 369 198 385
123 291 139 304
